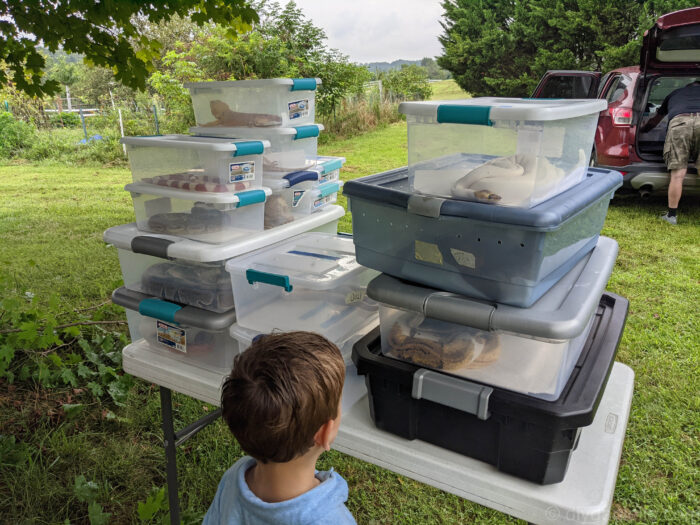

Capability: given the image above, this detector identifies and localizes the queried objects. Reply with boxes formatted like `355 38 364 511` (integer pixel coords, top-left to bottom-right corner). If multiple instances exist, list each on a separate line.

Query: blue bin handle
246 269 293 292
138 298 182 323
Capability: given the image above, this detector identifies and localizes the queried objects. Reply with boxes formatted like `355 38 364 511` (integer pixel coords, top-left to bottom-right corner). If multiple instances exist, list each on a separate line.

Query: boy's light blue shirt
203 456 357 525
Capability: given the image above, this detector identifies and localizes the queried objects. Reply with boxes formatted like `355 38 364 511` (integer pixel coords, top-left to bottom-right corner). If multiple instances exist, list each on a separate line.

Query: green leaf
62 403 84 419
77 363 96 379
60 368 78 387
74 475 99 503
46 353 64 368
137 486 166 522
63 326 82 338
88 501 111 525
87 381 104 397
107 380 129 406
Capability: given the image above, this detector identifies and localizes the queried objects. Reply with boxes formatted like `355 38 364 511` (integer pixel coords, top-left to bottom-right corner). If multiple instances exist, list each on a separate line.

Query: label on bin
320 170 340 183
288 99 310 120
450 248 476 269
156 320 186 353
313 193 334 209
229 161 256 183
345 289 365 305
415 240 443 266
292 189 305 207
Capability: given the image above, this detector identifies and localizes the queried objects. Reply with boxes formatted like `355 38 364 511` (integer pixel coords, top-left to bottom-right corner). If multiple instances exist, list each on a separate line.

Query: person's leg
667 167 687 209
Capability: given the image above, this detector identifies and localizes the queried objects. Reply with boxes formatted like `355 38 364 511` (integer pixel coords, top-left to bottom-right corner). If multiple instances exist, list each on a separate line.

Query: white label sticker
288 99 310 120
229 161 255 183
320 170 340 183
450 248 476 269
292 189 305 207
156 320 186 353
345 289 365 305
313 193 334 209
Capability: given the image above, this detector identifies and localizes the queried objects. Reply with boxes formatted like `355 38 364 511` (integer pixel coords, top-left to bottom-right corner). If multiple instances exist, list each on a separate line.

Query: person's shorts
663 114 700 171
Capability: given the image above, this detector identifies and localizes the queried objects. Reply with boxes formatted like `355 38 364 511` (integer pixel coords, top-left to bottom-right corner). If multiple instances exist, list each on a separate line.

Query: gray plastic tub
343 167 622 307
367 236 618 400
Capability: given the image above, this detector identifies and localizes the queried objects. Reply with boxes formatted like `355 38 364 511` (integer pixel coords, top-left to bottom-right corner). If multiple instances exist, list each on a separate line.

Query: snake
387 320 501 371
200 100 282 127
147 202 231 235
143 173 250 193
264 193 296 229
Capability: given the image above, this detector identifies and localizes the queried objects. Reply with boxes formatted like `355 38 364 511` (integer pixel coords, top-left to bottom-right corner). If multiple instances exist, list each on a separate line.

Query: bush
320 99 401 140
0 111 36 158
47 112 82 128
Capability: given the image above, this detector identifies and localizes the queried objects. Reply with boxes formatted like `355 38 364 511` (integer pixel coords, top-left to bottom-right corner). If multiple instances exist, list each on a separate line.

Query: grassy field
1 122 699 524
429 79 470 100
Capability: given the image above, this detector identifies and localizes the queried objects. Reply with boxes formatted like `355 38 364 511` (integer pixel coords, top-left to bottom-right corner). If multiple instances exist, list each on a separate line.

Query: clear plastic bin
126 183 271 244
104 206 345 312
399 98 607 207
112 287 239 373
229 313 378 365
121 135 269 192
369 236 618 400
190 124 324 175
264 178 343 229
185 78 321 128
225 233 379 341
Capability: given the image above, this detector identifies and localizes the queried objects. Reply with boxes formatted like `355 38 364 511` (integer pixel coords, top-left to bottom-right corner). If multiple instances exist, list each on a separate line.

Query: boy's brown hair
221 331 345 464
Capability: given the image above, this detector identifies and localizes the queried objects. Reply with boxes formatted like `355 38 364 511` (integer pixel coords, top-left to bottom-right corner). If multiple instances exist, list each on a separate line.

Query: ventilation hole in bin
456 233 461 239
497 240 502 245
520 243 525 248
477 237 481 242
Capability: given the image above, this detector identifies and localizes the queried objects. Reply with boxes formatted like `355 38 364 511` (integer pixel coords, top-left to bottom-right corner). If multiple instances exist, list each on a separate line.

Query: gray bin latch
407 194 445 218
412 369 492 420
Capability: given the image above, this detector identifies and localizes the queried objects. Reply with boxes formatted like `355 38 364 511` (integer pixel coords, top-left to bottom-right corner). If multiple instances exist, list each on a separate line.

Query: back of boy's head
221 331 345 464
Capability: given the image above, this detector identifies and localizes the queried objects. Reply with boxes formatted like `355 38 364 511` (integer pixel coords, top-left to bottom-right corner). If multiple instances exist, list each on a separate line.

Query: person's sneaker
660 212 677 225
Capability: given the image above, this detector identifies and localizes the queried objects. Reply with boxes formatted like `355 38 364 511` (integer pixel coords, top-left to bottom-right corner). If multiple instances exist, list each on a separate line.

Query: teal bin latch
138 298 182 323
232 141 265 157
291 78 317 91
293 125 320 140
436 105 492 126
246 269 293 292
318 182 340 198
235 189 267 208
319 158 343 174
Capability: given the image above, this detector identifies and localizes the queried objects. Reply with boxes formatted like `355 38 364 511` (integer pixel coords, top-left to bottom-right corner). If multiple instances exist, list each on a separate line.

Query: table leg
160 387 181 525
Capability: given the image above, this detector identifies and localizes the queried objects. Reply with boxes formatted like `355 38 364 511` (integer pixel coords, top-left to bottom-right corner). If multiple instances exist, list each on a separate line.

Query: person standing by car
641 80 700 225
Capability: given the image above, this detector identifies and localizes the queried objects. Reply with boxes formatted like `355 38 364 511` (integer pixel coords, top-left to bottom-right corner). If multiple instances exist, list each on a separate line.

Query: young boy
204 331 356 525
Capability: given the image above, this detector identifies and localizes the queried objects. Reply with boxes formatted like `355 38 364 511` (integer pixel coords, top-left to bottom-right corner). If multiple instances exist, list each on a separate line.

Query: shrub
48 112 82 128
320 99 401 140
0 111 37 158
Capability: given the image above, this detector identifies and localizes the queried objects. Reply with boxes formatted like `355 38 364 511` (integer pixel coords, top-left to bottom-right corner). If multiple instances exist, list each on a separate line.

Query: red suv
532 7 700 198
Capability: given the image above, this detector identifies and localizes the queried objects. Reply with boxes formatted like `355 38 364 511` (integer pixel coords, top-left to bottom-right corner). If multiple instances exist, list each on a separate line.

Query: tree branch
0 320 127 335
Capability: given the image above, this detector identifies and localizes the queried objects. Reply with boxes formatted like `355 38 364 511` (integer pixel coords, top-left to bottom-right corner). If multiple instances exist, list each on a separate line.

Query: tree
382 65 432 102
0 0 258 97
437 0 698 97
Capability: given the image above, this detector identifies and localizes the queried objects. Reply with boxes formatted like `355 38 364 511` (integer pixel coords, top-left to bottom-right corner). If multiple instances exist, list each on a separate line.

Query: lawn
429 79 471 100
1 123 699 524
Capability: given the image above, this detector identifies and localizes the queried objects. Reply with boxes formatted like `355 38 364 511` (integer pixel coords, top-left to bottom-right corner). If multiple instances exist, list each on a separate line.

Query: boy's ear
313 419 335 452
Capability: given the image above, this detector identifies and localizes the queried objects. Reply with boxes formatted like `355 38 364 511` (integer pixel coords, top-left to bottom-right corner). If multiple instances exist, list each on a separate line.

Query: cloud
291 0 445 63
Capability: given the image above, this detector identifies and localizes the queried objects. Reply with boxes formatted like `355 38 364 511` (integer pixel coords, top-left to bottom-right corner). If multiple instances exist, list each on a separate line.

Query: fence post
118 108 126 155
79 108 88 141
152 104 160 135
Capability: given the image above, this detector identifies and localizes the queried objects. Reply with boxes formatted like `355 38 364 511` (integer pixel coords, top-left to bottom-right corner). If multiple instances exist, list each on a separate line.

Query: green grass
1 125 699 524
429 79 471 100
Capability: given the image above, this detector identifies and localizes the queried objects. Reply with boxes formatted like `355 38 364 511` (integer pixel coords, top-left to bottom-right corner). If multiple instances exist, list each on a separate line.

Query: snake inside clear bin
387 318 501 371
140 263 234 312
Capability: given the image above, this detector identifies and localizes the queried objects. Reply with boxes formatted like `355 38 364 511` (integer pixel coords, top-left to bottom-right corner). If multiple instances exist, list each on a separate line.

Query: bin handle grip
246 269 293 292
412 369 492 420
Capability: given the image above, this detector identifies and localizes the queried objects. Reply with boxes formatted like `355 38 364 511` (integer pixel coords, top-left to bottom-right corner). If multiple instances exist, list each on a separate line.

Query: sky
290 0 446 64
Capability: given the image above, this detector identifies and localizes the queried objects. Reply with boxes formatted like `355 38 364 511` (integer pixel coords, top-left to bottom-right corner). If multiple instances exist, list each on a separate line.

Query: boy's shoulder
204 457 356 525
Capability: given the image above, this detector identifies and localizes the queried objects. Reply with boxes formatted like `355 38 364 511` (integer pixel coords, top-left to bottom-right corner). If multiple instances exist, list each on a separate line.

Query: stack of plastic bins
189 124 325 175
185 78 321 129
343 167 622 306
398 98 607 207
225 233 379 343
121 135 274 244
112 287 239 374
264 175 344 229
104 206 345 373
352 288 629 485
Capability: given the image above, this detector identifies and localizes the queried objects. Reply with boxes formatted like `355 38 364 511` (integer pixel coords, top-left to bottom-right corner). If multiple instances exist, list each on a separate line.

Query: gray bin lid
366 236 618 340
112 287 236 331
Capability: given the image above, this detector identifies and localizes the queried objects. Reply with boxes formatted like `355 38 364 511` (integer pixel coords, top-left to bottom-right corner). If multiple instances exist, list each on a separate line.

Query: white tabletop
122 341 634 525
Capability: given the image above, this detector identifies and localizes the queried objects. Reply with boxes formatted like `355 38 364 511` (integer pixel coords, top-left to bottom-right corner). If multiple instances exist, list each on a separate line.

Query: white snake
451 150 587 206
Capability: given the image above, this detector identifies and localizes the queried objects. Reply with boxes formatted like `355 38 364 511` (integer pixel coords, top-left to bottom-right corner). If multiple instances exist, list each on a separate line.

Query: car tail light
611 107 633 126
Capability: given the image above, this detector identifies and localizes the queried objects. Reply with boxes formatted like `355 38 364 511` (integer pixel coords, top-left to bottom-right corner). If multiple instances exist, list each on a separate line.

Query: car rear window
539 75 595 98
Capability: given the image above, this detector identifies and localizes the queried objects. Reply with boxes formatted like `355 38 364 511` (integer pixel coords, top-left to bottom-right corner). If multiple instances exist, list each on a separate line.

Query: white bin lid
125 183 271 205
226 232 365 290
189 123 325 137
185 78 322 89
103 205 345 263
399 98 607 122
120 134 270 152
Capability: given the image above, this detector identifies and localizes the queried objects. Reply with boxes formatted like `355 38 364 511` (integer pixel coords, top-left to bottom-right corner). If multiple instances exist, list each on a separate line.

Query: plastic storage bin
121 135 269 192
125 183 272 244
399 98 607 207
104 206 345 307
343 167 622 307
190 124 324 175
369 236 618 400
352 291 629 484
112 287 239 373
185 78 321 128
229 313 379 365
226 233 379 341
264 177 344 229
